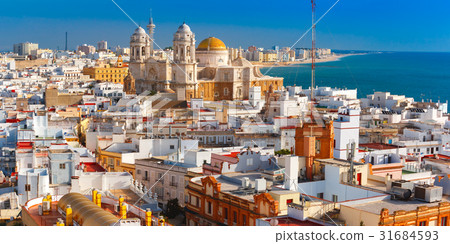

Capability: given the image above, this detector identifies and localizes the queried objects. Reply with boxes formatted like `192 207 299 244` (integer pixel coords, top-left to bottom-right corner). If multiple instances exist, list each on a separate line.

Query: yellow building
83 56 128 83
97 144 136 177
263 53 278 62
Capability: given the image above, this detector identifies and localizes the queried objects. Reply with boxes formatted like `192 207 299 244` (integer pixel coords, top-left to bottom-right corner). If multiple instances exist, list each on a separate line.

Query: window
242 214 247 226
60 163 65 169
441 217 448 226
419 221 427 226
158 173 164 184
332 195 338 202
246 158 254 166
317 193 324 199
137 169 141 174
207 201 212 214
171 175 177 186
170 145 175 149
109 158 114 168
224 207 228 221
315 140 321 154
224 88 229 96
144 171 149 180
233 211 237 224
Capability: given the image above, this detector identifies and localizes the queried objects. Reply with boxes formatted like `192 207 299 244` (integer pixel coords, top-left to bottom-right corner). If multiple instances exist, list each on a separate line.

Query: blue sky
1 0 449 52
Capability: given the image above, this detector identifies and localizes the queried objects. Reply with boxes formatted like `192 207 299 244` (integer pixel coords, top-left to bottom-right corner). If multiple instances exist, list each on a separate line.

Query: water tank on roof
391 180 414 192
390 186 412 201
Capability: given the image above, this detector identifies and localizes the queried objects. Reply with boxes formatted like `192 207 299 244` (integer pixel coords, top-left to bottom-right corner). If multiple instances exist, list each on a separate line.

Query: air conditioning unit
414 185 443 203
241 177 250 189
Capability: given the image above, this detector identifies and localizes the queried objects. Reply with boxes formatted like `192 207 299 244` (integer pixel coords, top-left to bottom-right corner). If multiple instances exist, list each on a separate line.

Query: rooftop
359 143 402 150
22 194 157 226
347 196 450 215
259 216 324 226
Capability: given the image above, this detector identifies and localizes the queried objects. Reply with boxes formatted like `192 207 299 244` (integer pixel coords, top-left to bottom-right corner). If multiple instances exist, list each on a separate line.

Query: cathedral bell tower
130 27 150 63
172 22 197 101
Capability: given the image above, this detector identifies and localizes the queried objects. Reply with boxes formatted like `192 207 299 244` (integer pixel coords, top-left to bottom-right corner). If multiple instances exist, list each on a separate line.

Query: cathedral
126 16 283 101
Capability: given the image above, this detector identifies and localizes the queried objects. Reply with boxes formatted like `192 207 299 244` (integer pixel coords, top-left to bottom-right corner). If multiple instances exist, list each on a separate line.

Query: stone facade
128 17 283 101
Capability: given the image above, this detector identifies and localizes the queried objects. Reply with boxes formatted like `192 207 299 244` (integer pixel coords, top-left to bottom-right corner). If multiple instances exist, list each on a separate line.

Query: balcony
169 182 178 187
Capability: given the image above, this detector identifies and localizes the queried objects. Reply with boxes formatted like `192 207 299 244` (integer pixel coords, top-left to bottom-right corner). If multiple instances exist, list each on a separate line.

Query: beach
252 53 365 67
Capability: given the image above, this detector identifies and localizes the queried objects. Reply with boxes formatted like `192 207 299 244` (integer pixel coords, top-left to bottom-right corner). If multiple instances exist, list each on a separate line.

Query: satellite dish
269 218 279 226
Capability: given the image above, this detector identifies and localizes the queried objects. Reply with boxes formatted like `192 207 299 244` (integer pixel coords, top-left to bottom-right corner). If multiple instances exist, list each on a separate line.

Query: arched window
142 46 145 56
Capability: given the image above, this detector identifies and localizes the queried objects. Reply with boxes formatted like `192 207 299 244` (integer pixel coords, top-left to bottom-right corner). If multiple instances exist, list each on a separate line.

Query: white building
334 108 360 160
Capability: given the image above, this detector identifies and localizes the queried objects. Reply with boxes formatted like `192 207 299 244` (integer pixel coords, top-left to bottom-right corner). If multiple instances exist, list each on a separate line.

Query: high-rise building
13 42 39 56
97 40 108 51
78 44 96 55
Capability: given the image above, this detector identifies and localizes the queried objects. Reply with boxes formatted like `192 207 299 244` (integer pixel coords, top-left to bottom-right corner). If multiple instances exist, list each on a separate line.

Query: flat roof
359 143 402 150
193 171 294 201
260 217 324 226
347 196 450 215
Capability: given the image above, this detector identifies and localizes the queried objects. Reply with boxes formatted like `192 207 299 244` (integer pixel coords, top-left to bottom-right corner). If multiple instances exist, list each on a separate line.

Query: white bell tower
172 22 197 101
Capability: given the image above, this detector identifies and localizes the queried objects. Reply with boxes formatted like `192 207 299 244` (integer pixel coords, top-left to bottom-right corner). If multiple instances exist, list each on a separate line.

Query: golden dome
197 37 227 51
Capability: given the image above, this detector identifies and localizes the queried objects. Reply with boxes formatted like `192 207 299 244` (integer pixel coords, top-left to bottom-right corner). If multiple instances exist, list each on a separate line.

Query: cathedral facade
127 17 283 101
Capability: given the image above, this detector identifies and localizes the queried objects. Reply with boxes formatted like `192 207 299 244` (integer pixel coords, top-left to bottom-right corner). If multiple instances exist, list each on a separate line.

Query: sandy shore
252 53 365 67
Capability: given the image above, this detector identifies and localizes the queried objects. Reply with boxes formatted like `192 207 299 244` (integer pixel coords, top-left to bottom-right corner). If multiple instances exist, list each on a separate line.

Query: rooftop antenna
65 32 68 51
307 0 317 123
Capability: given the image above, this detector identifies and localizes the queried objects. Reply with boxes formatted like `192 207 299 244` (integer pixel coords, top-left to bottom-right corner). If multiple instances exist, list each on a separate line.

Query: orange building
185 175 279 226
294 121 334 180
97 144 136 177
379 202 450 226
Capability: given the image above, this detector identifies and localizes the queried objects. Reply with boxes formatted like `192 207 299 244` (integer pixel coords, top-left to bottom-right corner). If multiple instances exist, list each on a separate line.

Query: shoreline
253 53 367 67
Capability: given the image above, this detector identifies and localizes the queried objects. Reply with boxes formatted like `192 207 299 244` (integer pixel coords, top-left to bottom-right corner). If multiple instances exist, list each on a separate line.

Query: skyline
1 0 450 52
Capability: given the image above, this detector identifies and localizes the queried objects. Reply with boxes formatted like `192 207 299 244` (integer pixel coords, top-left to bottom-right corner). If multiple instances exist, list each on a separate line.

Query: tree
275 149 291 155
165 198 182 219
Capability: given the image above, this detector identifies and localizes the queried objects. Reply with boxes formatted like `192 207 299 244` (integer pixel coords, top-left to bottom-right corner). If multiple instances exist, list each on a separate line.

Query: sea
260 52 450 103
